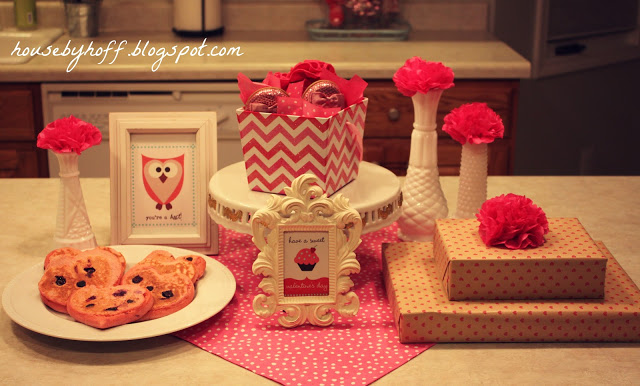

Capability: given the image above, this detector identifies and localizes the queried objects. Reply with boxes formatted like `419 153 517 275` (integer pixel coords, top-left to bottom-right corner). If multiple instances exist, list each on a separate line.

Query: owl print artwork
141 154 185 210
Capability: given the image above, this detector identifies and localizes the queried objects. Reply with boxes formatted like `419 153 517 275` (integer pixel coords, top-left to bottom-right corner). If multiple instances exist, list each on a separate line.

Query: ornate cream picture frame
251 174 362 328
109 112 218 255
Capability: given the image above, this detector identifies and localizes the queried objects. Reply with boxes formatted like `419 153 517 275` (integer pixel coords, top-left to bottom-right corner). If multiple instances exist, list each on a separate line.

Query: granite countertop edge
0 31 532 82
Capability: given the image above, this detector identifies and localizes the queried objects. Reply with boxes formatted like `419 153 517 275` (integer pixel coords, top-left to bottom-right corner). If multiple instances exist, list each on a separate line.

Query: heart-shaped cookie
178 254 207 282
122 265 195 321
38 247 126 314
136 250 205 283
44 247 80 270
67 284 154 329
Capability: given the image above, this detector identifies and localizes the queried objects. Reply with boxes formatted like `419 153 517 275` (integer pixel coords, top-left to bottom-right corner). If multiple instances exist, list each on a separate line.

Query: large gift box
382 242 640 343
236 99 367 196
433 218 607 300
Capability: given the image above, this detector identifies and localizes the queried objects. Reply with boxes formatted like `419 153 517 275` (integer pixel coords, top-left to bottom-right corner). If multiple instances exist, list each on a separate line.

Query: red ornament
303 80 346 109
245 87 288 112
326 0 344 27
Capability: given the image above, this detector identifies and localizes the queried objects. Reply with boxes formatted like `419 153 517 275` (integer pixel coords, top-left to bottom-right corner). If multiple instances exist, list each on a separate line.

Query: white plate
1 245 236 341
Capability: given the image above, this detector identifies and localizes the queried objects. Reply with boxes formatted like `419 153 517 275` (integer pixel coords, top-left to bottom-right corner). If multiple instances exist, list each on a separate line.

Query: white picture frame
251 174 362 328
109 112 218 255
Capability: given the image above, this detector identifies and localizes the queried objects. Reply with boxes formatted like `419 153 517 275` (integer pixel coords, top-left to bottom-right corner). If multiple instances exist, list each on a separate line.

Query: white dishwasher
41 82 245 177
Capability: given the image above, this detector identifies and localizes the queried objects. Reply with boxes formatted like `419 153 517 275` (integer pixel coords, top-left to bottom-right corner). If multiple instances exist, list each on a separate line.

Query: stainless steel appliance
493 0 640 78
41 82 243 177
493 0 640 175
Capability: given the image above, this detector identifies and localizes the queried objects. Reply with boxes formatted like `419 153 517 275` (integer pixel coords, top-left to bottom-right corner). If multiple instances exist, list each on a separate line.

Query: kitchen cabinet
0 79 518 178
0 83 48 177
363 80 519 176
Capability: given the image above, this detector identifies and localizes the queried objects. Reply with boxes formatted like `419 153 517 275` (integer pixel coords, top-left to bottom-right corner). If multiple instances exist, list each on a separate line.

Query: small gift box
383 241 640 343
236 60 368 196
433 218 608 301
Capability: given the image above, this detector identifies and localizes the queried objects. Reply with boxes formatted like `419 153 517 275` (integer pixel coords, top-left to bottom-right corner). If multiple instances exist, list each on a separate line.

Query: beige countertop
1 176 639 384
0 31 530 82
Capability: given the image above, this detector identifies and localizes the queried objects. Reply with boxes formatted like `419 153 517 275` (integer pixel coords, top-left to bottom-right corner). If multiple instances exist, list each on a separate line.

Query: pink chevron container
236 98 367 196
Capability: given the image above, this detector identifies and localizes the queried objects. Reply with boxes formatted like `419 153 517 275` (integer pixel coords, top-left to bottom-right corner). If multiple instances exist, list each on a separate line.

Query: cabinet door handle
388 107 400 122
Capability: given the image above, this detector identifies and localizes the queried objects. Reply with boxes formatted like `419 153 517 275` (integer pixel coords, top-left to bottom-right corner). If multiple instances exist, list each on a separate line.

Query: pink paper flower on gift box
476 193 549 249
443 102 504 145
392 56 455 97
37 115 102 154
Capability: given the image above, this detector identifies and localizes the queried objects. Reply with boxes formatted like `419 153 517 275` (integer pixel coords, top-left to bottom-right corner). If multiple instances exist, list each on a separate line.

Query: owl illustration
142 154 185 210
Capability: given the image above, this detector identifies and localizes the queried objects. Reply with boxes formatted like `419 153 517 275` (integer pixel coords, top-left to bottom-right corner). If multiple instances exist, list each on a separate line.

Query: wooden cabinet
362 80 519 176
0 79 519 178
0 83 48 177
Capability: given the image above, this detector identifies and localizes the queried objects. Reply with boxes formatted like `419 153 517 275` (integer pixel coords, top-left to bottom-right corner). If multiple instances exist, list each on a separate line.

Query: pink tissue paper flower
392 56 455 97
476 193 549 249
442 102 504 145
37 115 102 155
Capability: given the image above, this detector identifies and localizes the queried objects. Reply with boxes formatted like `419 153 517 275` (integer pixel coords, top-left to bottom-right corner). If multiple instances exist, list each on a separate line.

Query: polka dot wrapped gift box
434 218 607 301
382 241 640 343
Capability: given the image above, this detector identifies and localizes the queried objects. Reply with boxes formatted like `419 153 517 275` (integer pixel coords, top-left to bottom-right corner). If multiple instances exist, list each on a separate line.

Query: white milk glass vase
455 142 488 218
397 90 448 242
53 152 97 249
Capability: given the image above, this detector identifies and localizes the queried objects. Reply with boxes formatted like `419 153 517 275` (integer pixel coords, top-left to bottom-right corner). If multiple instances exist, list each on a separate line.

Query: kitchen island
1 176 639 384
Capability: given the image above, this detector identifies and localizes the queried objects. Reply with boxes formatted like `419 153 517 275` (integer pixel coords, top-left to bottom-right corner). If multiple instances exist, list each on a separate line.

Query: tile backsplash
0 0 489 33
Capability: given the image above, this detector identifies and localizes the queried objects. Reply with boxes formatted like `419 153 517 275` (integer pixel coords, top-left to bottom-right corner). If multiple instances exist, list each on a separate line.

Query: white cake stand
208 161 402 235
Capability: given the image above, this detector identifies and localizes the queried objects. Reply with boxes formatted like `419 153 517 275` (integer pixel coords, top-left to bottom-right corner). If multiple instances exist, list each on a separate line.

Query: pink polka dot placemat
174 223 434 385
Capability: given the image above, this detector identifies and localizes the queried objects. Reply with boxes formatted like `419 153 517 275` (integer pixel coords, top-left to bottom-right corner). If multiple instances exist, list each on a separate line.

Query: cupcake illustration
294 247 319 271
